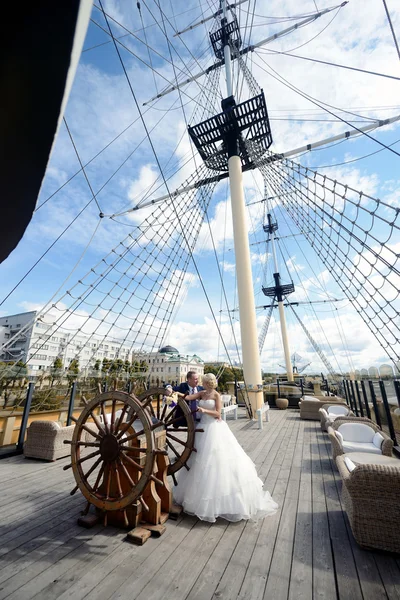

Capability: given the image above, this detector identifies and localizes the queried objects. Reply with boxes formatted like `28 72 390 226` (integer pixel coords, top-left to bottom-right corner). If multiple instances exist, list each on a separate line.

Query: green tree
102 358 111 373
1 361 27 409
53 357 63 370
203 365 243 392
67 358 79 385
49 356 64 389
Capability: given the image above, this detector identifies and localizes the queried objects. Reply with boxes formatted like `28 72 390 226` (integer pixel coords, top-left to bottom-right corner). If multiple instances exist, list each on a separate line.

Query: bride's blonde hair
202 373 218 389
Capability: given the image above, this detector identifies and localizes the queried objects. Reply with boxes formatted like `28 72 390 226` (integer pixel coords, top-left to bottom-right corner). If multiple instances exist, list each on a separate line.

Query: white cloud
220 261 236 273
1 0 399 376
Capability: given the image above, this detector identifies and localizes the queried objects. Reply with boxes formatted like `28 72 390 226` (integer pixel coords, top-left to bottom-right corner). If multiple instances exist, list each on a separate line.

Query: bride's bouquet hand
197 406 205 413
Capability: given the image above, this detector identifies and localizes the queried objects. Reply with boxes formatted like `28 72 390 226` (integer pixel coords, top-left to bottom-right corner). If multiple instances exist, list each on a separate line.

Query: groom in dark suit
172 371 204 427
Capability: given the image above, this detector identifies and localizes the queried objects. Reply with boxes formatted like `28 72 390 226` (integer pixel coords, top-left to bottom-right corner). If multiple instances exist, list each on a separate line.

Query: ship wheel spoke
119 445 147 453
91 462 105 494
164 405 178 425
141 395 157 419
114 404 128 433
120 450 144 472
75 421 103 442
167 431 196 451
166 438 181 460
64 449 100 470
105 464 112 500
122 509 129 528
82 501 91 516
116 413 138 440
84 456 103 483
160 399 169 422
110 399 117 433
138 388 198 478
117 456 135 488
65 440 100 448
89 410 105 435
120 420 163 444
100 401 110 434
156 393 162 420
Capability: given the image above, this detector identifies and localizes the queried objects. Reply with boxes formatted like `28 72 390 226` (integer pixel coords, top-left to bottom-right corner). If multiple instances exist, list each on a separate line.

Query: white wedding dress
173 399 278 523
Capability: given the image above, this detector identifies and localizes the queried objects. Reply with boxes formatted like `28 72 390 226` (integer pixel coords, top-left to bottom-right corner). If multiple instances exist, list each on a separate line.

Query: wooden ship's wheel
64 388 202 543
64 391 172 538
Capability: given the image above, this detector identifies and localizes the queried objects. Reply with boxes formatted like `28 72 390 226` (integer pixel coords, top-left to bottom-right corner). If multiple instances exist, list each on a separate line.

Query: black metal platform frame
262 281 295 299
263 222 278 234
210 16 241 60
188 92 273 172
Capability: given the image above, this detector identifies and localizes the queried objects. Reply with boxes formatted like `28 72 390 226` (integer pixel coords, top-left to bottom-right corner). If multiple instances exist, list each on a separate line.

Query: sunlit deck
0 409 399 600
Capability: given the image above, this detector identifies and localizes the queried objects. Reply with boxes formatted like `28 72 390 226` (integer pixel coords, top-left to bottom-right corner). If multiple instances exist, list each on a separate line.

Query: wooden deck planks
0 409 399 600
235 414 299 600
310 420 337 600
287 420 312 600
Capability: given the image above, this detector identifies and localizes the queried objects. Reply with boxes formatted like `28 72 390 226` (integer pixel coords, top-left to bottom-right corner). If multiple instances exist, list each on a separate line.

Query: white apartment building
0 311 135 374
141 345 204 386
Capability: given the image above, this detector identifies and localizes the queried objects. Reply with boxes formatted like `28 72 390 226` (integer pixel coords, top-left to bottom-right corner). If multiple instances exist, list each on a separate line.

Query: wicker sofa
336 454 400 552
24 420 75 461
299 395 346 420
327 420 393 462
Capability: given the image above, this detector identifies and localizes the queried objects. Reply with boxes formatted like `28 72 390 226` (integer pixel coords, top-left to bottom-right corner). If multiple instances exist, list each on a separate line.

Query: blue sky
1 0 399 374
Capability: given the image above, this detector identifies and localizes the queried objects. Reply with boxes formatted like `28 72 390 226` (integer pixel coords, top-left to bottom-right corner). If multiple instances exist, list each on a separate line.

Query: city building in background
0 311 135 374
140 345 204 386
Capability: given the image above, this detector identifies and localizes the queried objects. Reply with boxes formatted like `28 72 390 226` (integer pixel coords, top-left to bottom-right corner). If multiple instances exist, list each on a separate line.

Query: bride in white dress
173 373 278 523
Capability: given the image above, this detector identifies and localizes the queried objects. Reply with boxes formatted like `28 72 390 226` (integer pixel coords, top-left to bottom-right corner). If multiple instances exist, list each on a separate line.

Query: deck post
393 379 400 409
368 380 382 428
67 381 77 426
16 382 34 452
360 379 371 419
351 380 364 416
379 380 397 444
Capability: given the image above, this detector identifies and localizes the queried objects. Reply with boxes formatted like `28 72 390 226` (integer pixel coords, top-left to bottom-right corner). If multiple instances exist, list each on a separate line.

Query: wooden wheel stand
122 428 173 545
64 389 199 545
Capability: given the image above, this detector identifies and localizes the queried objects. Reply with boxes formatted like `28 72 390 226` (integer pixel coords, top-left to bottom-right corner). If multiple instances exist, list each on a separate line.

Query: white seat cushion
338 423 375 443
303 395 316 401
372 431 385 448
327 406 348 416
344 456 357 472
342 440 382 454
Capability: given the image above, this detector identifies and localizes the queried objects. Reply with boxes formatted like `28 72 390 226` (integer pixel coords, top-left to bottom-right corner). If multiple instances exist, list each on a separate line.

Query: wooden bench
256 403 270 430
221 404 238 421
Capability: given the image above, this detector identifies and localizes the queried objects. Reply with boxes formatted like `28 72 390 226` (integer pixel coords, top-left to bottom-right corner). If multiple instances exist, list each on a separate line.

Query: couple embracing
168 371 278 523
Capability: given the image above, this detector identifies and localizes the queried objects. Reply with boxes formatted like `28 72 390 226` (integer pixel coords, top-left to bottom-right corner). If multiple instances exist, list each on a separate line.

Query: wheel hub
100 434 120 462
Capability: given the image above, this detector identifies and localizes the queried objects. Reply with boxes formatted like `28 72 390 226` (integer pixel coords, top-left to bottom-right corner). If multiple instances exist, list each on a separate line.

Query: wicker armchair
24 420 75 461
328 420 393 462
336 454 400 552
319 403 353 431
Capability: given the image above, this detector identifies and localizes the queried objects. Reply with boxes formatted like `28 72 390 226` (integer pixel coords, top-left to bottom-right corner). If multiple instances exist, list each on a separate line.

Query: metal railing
342 378 400 454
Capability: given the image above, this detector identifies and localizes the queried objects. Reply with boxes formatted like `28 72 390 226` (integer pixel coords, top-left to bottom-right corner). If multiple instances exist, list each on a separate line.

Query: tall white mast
264 213 294 382
187 0 276 414
221 0 263 412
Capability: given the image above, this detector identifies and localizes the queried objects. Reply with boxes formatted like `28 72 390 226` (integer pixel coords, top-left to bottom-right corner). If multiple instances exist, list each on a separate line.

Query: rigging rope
289 305 338 379
257 155 400 366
